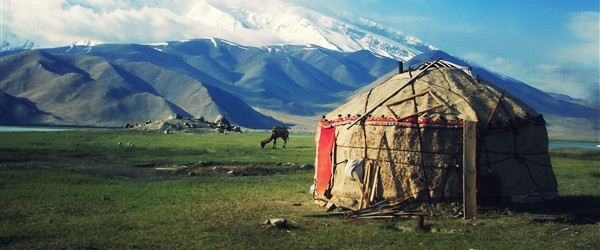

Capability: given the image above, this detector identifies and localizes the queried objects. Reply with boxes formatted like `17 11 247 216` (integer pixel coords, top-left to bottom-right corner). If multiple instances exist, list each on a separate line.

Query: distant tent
313 59 558 208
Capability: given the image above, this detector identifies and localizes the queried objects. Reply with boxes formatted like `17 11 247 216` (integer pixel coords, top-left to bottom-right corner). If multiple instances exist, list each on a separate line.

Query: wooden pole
353 171 367 209
369 164 379 203
362 162 372 208
347 58 442 129
463 120 477 219
482 86 507 134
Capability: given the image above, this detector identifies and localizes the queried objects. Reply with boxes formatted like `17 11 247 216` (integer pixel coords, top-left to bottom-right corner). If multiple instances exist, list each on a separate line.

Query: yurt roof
323 59 539 130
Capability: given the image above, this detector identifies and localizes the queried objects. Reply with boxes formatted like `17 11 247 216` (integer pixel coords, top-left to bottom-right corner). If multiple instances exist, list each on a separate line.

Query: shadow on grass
511 195 600 225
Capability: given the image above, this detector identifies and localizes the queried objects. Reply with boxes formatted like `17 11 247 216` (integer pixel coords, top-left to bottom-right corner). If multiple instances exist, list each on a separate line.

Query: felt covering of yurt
313 60 558 206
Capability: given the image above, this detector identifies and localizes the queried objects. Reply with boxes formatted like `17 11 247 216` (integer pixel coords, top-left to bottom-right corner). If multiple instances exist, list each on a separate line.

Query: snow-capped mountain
1 31 37 52
1 0 434 61
182 0 436 61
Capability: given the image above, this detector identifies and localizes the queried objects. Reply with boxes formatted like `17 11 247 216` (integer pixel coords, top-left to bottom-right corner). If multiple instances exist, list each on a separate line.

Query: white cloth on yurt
344 158 364 181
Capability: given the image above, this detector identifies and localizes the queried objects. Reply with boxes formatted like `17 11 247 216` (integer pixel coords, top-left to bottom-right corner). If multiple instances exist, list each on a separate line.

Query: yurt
313 59 558 209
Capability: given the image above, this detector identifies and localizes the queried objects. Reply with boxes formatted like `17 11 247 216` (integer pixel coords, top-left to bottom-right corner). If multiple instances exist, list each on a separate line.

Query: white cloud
528 64 599 102
568 11 599 41
552 11 600 66
460 11 600 101
1 0 288 47
462 52 598 101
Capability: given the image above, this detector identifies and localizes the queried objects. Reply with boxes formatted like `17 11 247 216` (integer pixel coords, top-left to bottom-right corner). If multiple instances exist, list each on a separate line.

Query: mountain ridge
1 41 597 140
407 50 598 119
1 39 399 129
1 0 597 138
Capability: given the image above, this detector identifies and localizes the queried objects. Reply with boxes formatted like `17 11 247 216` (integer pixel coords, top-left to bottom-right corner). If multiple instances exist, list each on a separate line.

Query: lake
548 141 599 150
0 126 104 132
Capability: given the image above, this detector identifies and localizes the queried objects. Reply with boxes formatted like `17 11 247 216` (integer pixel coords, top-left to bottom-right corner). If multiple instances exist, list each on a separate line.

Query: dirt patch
0 161 313 181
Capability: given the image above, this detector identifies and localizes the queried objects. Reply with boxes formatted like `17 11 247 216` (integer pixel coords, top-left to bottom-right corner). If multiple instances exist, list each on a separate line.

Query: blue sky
297 0 599 101
2 0 598 101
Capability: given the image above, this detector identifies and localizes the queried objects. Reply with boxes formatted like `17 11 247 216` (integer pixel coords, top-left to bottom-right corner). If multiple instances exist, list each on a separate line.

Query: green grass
0 130 316 165
1 130 599 249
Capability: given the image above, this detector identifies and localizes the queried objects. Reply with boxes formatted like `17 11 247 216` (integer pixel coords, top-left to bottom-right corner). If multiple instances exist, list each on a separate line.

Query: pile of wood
306 196 425 220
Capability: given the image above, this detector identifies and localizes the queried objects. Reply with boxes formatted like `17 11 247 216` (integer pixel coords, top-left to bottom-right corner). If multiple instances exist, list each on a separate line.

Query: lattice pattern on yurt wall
331 124 465 202
384 90 444 121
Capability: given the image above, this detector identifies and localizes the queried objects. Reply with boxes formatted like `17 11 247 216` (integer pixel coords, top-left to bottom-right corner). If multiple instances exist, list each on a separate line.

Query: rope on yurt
478 151 552 168
479 143 551 190
521 157 540 187
478 151 553 168
433 67 495 195
434 68 480 114
336 144 462 164
435 68 489 201
375 130 396 202
347 58 442 130
435 66 455 90
362 88 374 163
345 158 463 169
437 154 457 202
494 91 523 161
433 67 492 172
363 88 374 115
494 93 544 187
336 144 461 156
475 83 509 186
522 157 553 168
435 152 461 203
409 80 433 202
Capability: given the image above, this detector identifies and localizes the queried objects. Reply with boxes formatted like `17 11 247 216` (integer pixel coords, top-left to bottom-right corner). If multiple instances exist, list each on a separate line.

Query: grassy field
0 129 316 165
1 130 599 249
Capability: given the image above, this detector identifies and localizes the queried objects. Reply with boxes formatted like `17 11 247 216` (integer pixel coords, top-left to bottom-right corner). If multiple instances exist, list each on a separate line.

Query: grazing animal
261 126 289 149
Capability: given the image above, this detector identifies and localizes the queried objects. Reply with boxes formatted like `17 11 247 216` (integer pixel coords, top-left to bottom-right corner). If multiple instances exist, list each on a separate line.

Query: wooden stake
415 215 425 232
360 162 372 209
353 171 367 209
369 164 379 203
463 120 477 219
